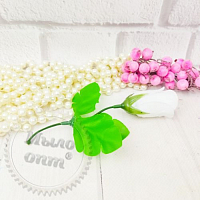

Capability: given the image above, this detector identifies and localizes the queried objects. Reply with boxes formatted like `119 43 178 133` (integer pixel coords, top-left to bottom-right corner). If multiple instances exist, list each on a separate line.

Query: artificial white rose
122 88 178 118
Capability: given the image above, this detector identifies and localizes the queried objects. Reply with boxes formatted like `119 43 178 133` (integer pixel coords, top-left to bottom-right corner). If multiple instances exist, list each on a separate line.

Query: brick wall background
0 0 199 66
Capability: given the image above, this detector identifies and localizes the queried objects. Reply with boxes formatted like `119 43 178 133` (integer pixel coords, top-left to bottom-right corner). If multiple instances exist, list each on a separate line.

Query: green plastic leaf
72 82 101 116
113 119 130 140
73 113 129 156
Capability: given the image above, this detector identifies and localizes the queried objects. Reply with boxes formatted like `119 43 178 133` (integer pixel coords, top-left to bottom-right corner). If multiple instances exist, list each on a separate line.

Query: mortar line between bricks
39 32 48 61
99 154 104 200
186 33 196 60
0 23 199 32
157 0 179 26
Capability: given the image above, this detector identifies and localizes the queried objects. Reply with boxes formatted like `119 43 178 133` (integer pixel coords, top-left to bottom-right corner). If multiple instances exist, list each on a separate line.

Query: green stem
96 104 123 115
26 120 72 145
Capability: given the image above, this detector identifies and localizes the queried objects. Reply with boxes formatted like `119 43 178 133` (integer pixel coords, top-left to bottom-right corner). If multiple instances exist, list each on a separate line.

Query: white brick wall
0 0 199 66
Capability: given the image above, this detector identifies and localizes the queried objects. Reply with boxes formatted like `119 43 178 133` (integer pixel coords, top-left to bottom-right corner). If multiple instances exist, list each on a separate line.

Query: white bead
45 111 53 120
10 106 18 114
35 107 43 115
4 85 11 92
11 115 18 121
120 82 126 89
140 84 147 90
128 83 134 88
11 123 21 131
50 103 57 110
27 110 34 116
66 78 73 85
23 124 31 131
2 112 8 119
117 62 123 67
105 89 112 96
3 94 9 100
27 101 34 108
104 77 112 84
33 96 41 104
75 83 81 90
77 74 83 82
105 70 112 77
133 84 140 90
68 109 74 117
113 57 120 62
66 93 73 100
19 117 27 124
41 99 48 106
111 68 118 75
14 98 21 105
103 60 109 65
30 85 38 91
113 85 120 92
109 61 115 67
100 71 106 77
85 73 92 80
18 109 26 116
65 102 72 109
72 88 78 94
1 122 10 132
115 77 121 84
55 100 63 108
38 115 46 123
57 113 63 119
85 67 91 73
29 116 37 125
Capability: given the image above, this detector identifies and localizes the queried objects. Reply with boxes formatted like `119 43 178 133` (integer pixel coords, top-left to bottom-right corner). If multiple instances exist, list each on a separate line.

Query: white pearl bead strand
0 54 147 136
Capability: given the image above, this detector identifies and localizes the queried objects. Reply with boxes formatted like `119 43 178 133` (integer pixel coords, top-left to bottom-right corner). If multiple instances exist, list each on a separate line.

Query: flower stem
26 120 72 145
96 104 123 115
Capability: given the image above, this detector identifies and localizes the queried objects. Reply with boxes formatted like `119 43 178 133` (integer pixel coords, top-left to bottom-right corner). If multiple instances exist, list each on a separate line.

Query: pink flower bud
149 61 159 72
130 48 141 61
161 56 172 67
195 77 200 87
188 68 199 79
150 75 161 86
157 66 169 77
129 61 139 72
175 58 184 65
121 61 130 73
128 73 139 83
165 81 175 90
139 74 149 84
122 61 139 73
164 71 175 83
139 63 150 74
142 48 153 60
181 60 192 70
171 63 181 73
121 73 129 83
177 79 189 90
192 68 200 77
177 71 188 80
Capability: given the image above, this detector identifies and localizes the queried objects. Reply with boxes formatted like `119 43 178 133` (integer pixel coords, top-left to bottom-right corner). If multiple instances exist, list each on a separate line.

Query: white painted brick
46 31 116 65
116 31 191 60
190 34 200 66
168 0 200 26
0 0 163 24
0 30 41 65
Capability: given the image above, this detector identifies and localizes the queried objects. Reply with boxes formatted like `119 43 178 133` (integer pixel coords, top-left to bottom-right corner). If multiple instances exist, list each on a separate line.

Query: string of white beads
0 54 147 136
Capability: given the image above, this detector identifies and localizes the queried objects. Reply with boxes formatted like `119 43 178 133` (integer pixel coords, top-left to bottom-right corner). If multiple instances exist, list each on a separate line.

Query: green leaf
72 82 101 116
73 113 129 156
113 119 130 140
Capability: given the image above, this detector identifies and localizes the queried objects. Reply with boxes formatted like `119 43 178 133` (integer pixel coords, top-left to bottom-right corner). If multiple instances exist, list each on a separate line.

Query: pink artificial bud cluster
121 48 200 90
